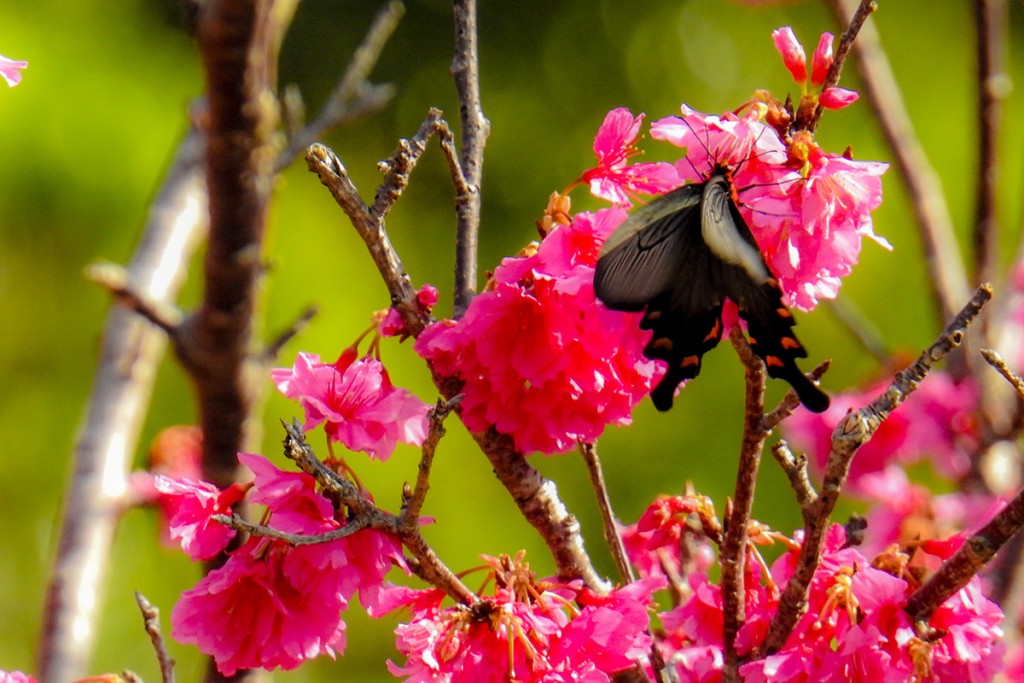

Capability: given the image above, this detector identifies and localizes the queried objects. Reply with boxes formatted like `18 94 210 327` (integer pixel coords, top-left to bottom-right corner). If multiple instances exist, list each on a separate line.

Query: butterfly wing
595 183 729 410
702 179 829 413
594 184 703 311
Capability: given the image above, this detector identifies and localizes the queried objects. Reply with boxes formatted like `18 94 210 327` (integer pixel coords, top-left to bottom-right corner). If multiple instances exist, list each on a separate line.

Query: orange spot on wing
781 337 802 350
650 338 673 351
776 307 793 319
765 355 785 368
704 319 722 343
681 355 700 368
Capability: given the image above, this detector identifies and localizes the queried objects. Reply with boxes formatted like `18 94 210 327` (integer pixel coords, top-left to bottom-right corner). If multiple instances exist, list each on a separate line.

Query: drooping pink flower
580 108 678 207
784 371 980 490
151 475 245 560
385 557 662 682
0 55 27 87
272 350 430 460
650 106 888 310
416 208 663 455
819 87 859 110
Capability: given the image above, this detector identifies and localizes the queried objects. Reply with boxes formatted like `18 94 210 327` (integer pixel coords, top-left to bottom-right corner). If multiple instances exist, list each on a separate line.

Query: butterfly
594 167 829 413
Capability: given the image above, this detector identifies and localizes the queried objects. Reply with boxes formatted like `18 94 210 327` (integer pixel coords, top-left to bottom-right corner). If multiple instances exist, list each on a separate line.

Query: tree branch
451 0 490 317
763 284 993 653
37 128 207 683
722 327 768 683
135 592 176 683
827 0 970 328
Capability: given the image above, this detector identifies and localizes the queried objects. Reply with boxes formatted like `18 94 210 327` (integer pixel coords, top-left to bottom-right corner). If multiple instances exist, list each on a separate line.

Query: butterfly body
594 170 829 413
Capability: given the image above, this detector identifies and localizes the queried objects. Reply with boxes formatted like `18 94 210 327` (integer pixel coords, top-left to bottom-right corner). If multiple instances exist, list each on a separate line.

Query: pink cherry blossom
272 350 430 460
772 27 807 85
151 475 245 560
171 453 407 674
820 86 859 110
171 538 350 676
650 106 888 310
620 495 716 582
0 55 27 87
580 108 678 207
416 208 663 454
385 558 662 682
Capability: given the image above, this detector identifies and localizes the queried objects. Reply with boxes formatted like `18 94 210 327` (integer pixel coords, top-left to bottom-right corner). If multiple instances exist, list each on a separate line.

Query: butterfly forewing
594 184 703 311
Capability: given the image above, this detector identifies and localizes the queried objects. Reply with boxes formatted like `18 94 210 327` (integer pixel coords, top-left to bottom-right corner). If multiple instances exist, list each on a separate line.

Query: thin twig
579 441 636 584
981 348 1024 399
262 304 318 361
38 127 207 683
306 142 428 336
762 284 993 654
134 592 176 683
86 262 185 336
770 440 818 509
276 1 404 170
721 326 768 683
826 0 970 328
451 0 489 317
403 396 461 526
216 512 372 545
809 0 877 132
276 421 477 604
762 360 832 432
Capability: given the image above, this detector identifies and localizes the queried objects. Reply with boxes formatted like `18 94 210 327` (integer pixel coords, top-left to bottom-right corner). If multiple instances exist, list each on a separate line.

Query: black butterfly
594 169 829 413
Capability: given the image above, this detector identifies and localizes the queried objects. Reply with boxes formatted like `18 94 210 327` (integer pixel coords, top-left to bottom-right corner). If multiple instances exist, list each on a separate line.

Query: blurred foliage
1 1 1023 681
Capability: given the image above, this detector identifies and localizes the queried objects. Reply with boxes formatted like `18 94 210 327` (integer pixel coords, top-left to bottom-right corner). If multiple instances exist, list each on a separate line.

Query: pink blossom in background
580 108 678 207
784 372 980 491
384 561 662 682
649 105 888 310
151 475 245 560
416 207 663 455
0 673 36 683
272 350 430 460
0 55 27 87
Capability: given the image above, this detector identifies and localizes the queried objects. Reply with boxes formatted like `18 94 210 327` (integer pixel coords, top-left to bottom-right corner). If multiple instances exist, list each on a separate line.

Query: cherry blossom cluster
621 499 1005 682
415 207 663 454
380 553 664 682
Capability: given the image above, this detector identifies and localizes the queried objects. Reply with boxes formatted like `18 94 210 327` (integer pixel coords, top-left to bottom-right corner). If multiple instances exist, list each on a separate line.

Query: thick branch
188 0 280 495
37 129 207 683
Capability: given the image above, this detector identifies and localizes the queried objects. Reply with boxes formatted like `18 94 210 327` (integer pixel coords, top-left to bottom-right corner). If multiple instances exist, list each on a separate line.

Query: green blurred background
1 1 1022 681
